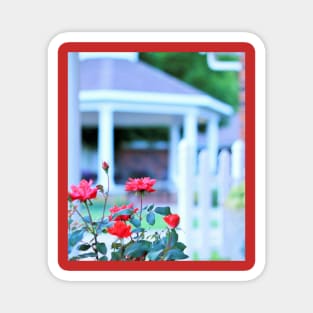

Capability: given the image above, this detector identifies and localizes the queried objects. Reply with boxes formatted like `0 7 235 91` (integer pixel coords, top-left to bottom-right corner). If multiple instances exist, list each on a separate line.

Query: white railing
177 139 245 260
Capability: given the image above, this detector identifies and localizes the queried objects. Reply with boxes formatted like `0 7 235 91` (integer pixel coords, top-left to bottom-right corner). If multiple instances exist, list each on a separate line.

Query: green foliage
68 229 85 248
68 171 188 262
146 211 155 225
212 188 219 208
129 216 141 228
154 206 171 216
163 248 188 261
224 182 245 210
96 242 107 255
139 52 240 113
78 243 91 251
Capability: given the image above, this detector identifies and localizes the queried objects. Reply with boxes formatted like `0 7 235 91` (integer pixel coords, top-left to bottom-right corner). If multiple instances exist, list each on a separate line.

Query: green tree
139 52 240 113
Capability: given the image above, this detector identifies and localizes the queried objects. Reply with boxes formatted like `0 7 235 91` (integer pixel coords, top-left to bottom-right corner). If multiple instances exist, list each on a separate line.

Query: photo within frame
48 32 265 281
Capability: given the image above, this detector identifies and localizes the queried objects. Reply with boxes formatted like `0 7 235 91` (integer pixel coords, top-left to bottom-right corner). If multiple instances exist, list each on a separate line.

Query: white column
231 139 245 184
168 123 180 185
206 115 219 174
98 107 114 187
183 112 198 175
177 139 194 258
68 52 81 186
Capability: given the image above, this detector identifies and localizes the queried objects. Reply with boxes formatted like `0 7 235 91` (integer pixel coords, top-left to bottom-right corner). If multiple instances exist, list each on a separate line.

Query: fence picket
176 138 246 261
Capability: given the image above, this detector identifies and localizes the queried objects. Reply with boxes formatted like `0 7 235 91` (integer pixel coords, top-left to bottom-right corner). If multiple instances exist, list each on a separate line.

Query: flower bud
102 161 109 173
96 184 104 192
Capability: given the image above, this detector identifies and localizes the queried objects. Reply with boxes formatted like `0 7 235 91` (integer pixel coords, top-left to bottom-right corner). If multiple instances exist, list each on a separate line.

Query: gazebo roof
79 58 234 116
80 58 207 95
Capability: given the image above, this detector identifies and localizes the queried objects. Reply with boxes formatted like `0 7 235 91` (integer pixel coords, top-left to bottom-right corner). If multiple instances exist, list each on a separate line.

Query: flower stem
97 173 110 232
167 228 172 249
139 192 144 220
72 205 92 232
84 201 94 231
93 234 99 260
84 201 99 260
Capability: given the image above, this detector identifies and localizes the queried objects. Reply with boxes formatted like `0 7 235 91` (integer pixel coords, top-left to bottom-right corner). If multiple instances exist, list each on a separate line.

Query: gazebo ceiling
81 111 183 127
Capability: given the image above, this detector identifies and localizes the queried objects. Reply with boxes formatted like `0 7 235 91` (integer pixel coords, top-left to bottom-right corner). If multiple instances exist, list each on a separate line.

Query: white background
1 0 312 311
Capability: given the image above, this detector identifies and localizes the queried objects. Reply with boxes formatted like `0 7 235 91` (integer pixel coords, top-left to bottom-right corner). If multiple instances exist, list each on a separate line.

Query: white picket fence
177 139 245 261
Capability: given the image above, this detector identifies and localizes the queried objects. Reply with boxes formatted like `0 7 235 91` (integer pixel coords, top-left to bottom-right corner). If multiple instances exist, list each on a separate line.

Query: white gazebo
68 52 233 191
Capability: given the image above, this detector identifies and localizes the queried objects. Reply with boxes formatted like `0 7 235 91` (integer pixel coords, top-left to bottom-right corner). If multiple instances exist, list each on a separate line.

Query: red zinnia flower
68 179 98 202
125 177 156 193
107 221 132 238
163 214 180 228
109 203 139 221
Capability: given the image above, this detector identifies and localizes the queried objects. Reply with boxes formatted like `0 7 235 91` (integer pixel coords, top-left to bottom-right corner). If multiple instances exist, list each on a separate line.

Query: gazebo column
98 107 115 187
206 115 219 174
183 112 198 175
168 122 180 185
68 52 81 186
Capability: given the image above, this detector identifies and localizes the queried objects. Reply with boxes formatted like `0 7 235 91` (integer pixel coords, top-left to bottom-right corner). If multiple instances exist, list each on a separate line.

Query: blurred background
68 51 246 261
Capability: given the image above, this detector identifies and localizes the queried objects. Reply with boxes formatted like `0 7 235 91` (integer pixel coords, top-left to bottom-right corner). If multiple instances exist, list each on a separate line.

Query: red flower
163 214 180 228
68 179 98 202
125 177 156 193
109 203 139 221
107 221 132 238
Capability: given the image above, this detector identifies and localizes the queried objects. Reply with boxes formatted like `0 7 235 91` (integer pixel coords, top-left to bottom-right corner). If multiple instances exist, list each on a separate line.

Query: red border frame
58 42 255 271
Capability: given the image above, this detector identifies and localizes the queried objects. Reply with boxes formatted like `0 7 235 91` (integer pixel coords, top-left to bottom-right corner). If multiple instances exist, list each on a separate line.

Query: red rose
109 203 139 221
107 221 132 238
163 214 180 228
125 177 156 193
68 179 98 202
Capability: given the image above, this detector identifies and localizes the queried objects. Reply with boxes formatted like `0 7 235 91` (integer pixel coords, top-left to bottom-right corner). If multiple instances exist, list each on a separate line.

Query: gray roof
80 58 208 95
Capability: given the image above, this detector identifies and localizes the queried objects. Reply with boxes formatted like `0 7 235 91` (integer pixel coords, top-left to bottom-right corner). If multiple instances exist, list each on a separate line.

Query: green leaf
146 211 155 225
131 227 145 234
124 240 151 258
99 256 108 261
129 217 141 228
164 249 189 260
68 229 85 247
111 242 121 250
111 251 121 260
96 242 107 255
70 252 97 260
147 249 163 261
112 208 133 220
151 240 165 251
175 242 187 251
98 218 115 230
167 229 178 248
82 216 92 224
147 204 154 212
154 206 171 216
78 243 91 251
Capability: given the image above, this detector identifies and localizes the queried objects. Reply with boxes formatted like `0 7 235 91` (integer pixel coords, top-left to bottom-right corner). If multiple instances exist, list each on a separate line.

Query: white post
217 149 232 206
98 107 114 187
183 112 197 175
68 52 81 186
177 139 194 259
206 115 219 174
214 149 232 257
231 139 245 184
168 123 180 185
198 149 211 259
224 143 245 260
